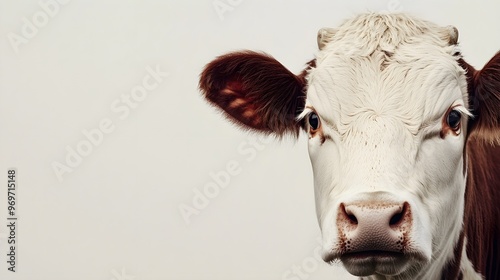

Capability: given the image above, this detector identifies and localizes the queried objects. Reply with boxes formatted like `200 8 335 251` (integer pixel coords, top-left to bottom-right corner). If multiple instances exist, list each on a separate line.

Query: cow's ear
465 51 500 144
199 51 310 137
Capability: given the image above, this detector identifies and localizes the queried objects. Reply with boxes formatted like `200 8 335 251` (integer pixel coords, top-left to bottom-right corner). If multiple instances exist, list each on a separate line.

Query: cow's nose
341 202 409 227
337 201 411 253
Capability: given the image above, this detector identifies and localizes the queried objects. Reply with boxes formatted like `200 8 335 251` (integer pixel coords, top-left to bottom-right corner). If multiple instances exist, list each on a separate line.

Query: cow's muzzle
324 197 427 276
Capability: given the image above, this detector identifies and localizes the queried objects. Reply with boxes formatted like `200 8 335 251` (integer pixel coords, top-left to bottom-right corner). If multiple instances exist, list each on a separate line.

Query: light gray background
1 1 499 279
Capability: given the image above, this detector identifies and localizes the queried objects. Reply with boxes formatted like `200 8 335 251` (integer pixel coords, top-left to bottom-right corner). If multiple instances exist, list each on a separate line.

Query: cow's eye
447 109 461 130
308 112 320 132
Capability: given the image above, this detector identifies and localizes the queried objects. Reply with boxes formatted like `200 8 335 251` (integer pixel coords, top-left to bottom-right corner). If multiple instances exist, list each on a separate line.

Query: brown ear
199 51 310 137
463 51 500 144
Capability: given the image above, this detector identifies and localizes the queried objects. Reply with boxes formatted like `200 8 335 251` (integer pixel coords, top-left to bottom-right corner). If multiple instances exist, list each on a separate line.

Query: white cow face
299 15 470 277
199 13 500 279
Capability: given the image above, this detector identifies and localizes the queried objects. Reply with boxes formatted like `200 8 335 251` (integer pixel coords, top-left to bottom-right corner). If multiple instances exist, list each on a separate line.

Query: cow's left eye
447 109 461 130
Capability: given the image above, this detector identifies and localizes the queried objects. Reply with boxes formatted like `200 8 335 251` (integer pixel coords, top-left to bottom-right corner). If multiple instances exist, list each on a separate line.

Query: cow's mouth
339 251 411 276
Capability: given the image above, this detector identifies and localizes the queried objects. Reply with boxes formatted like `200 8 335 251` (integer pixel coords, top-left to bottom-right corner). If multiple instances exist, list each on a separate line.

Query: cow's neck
440 235 484 280
440 230 465 280
463 139 500 279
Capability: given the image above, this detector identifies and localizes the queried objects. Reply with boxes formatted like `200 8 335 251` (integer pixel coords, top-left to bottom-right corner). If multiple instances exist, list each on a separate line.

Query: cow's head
199 13 500 278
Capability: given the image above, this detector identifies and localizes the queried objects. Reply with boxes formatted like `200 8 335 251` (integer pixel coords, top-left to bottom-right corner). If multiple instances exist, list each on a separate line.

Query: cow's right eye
446 109 461 131
308 112 320 132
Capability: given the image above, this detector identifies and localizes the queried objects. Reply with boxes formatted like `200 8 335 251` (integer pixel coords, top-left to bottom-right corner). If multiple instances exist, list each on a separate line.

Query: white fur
460 239 484 280
299 13 474 279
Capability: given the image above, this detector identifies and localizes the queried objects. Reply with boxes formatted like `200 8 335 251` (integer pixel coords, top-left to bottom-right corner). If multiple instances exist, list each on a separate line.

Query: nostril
347 214 358 224
341 203 358 225
389 202 408 226
389 212 403 226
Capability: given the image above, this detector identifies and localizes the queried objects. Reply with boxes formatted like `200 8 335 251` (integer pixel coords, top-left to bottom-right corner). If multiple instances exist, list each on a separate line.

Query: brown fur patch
460 52 500 280
464 139 500 279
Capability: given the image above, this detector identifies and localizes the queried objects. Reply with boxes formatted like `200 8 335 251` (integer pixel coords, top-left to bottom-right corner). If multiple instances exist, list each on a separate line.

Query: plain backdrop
1 1 499 280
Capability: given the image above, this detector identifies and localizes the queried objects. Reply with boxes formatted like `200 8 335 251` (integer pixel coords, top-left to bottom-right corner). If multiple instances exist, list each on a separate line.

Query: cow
199 13 500 279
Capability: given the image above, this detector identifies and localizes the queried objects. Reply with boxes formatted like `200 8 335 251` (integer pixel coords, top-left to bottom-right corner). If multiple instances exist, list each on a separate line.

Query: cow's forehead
315 13 456 59
305 14 468 134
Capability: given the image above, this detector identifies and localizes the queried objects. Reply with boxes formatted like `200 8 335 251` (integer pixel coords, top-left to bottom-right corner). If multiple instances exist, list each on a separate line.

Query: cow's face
300 15 469 277
199 13 500 279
